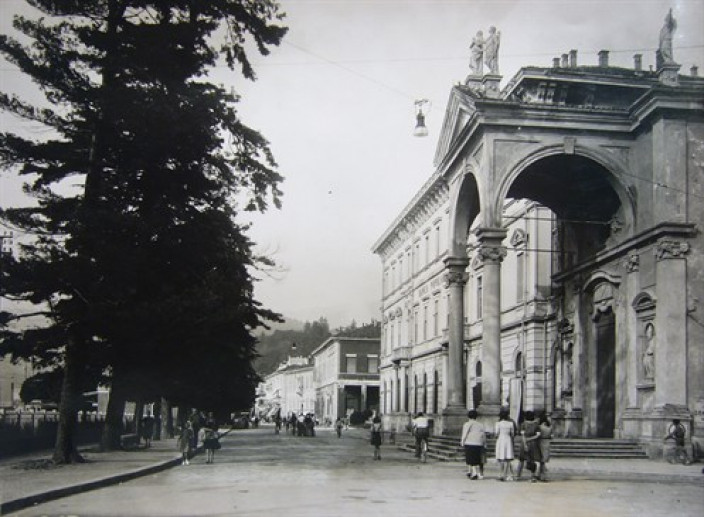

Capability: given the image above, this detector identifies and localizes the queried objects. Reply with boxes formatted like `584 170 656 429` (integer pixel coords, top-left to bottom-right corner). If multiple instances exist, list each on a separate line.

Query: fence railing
0 410 135 459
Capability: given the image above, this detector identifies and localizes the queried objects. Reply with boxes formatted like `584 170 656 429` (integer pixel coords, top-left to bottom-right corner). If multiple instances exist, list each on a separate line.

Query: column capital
475 227 508 243
443 256 470 270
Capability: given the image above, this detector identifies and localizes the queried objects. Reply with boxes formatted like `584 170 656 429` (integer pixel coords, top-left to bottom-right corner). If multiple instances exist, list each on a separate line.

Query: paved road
14 427 704 517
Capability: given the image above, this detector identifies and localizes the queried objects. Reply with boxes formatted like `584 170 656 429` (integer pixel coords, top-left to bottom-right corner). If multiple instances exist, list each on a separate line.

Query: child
664 419 691 465
178 421 193 465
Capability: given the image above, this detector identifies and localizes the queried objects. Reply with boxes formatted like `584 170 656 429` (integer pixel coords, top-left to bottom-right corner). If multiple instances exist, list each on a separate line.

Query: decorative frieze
624 253 639 273
655 240 690 260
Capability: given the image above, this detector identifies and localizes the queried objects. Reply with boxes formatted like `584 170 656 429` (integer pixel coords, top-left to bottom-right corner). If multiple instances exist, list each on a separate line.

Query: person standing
370 416 383 460
141 411 155 448
494 408 515 481
461 409 486 479
538 414 552 481
519 411 541 482
202 420 220 464
178 421 194 465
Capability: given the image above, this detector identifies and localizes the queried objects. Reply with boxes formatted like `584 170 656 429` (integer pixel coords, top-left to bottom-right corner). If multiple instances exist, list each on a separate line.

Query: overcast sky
1 0 703 328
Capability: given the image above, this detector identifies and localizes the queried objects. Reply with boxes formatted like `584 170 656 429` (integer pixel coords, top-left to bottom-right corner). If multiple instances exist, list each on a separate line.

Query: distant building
259 355 315 418
310 337 380 424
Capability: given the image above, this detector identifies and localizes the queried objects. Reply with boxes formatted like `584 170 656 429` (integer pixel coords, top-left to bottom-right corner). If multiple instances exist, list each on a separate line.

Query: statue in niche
484 26 501 74
658 8 677 66
469 30 484 75
643 323 656 380
562 344 573 395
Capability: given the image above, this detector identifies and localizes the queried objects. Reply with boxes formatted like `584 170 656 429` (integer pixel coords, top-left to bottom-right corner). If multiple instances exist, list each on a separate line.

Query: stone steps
396 434 648 460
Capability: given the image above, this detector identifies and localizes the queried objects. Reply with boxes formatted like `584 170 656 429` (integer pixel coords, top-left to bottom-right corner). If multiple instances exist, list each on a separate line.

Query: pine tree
0 1 286 461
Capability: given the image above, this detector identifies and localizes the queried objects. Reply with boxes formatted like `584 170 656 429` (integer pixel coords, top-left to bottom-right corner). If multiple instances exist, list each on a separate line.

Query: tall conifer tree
0 1 286 461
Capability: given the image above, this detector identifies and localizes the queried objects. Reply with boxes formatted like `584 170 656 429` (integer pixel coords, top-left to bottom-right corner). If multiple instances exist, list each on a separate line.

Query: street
14 427 704 517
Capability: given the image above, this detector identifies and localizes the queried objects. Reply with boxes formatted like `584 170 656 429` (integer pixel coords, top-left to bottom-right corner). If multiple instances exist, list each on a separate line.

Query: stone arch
447 168 481 257
491 144 636 235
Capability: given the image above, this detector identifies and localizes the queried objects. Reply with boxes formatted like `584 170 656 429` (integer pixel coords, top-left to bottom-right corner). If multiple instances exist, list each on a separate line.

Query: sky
1 0 703 328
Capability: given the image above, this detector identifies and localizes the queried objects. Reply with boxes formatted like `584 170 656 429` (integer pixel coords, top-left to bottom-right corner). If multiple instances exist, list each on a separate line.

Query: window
516 252 525 303
368 355 379 373
433 299 439 337
476 276 483 319
414 242 420 273
425 234 430 265
414 308 419 344
435 224 441 257
346 354 357 373
423 304 428 341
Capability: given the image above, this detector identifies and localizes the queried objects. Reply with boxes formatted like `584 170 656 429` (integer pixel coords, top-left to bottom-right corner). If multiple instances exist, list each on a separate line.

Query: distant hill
254 318 380 377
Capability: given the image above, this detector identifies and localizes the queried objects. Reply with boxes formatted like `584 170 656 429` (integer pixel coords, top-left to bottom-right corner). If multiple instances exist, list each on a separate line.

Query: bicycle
420 435 429 463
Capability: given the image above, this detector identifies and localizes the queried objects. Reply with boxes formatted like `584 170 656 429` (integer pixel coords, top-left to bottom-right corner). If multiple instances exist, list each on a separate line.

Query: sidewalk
1 428 702 515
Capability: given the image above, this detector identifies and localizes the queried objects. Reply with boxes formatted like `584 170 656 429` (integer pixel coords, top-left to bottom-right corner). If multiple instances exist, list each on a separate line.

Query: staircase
396 434 647 461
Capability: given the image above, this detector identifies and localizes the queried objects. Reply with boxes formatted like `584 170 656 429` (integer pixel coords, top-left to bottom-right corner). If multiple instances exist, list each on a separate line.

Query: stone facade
373 45 704 459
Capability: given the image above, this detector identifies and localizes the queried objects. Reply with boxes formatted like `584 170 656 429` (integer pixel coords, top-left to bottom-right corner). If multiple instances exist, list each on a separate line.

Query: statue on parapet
469 30 484 75
484 26 501 75
657 8 677 67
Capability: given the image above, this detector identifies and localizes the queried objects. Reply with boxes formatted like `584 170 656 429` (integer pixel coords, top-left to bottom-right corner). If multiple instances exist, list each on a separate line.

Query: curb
0 428 232 515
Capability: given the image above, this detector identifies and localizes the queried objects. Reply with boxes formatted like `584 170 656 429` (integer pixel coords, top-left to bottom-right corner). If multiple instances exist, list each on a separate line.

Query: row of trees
0 1 287 463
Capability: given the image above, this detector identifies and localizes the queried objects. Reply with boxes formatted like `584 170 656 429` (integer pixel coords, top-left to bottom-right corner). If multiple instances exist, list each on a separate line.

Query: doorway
595 310 616 437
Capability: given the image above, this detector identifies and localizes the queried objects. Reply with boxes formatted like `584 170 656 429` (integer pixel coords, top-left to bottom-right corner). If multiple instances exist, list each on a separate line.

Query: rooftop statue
469 30 484 75
658 8 677 66
484 26 501 75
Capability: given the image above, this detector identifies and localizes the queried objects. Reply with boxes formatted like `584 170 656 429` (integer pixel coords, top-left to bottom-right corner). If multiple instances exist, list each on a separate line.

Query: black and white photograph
1 0 703 515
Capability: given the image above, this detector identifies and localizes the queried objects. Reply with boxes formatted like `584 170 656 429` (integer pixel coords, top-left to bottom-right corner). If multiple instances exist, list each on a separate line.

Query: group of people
462 408 551 482
177 413 221 465
284 412 317 437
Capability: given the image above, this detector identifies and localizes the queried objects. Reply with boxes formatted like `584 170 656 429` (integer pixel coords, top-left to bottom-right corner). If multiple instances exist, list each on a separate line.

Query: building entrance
595 310 616 437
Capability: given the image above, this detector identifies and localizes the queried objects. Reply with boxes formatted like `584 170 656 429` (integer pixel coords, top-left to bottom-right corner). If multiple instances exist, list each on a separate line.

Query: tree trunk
100 370 127 451
165 400 174 438
52 341 85 464
153 399 162 440
133 400 144 441
159 397 170 439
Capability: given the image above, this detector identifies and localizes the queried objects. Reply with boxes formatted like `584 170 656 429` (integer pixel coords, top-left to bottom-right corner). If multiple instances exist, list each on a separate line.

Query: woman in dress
461 409 486 479
520 411 541 482
494 408 515 481
202 420 220 464
370 415 383 460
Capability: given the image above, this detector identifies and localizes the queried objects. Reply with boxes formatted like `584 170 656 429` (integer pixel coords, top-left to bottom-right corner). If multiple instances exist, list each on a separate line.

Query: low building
310 337 380 424
259 356 315 419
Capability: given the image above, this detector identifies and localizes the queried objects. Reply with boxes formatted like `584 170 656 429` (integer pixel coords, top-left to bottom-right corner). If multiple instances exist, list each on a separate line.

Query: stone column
361 384 367 411
654 240 689 407
476 228 507 417
441 256 469 434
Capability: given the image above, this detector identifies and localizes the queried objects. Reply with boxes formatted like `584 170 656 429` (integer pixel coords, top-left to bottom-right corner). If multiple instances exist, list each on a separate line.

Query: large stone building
373 20 703 458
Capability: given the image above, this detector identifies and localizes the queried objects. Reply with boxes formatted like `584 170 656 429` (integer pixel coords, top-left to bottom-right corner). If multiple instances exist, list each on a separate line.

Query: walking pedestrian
519 411 541 482
461 409 486 479
370 416 383 460
335 417 344 438
202 420 220 464
494 408 515 481
178 421 194 465
412 412 430 459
